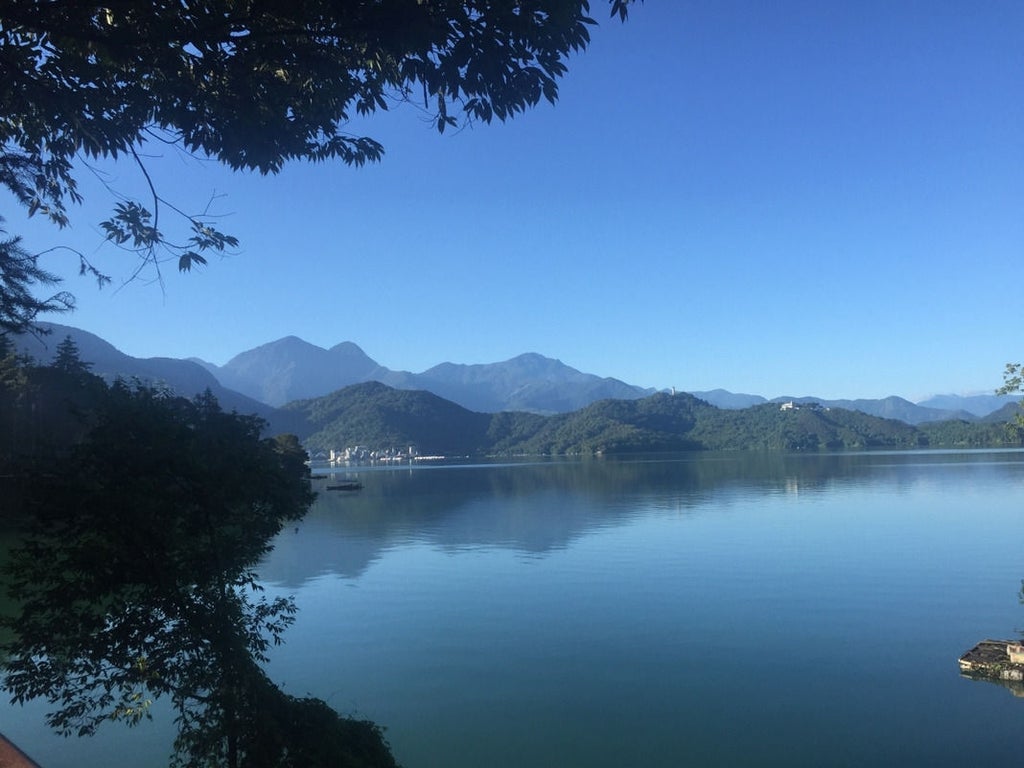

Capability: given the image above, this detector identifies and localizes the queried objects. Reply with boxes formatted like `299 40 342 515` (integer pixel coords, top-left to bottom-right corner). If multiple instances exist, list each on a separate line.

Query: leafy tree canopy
0 0 636 303
998 363 1023 399
997 362 1024 441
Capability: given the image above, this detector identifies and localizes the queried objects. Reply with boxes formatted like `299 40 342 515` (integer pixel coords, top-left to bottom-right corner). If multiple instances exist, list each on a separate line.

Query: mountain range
11 324 1021 426
284 381 1013 456
191 335 653 414
10 324 306 435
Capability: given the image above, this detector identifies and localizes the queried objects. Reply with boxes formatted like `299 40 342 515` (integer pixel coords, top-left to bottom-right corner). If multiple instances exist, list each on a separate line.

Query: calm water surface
5 451 1024 766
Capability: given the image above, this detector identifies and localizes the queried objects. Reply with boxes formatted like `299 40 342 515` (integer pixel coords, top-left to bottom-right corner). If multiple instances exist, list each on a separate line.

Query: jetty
958 639 1024 683
326 481 363 491
0 732 42 768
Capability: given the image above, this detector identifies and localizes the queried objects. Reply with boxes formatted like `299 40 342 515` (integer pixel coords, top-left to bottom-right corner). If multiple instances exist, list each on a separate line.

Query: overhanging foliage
0 0 637 310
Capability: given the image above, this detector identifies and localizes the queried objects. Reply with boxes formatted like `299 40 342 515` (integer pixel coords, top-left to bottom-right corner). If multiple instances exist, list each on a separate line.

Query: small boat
326 481 363 491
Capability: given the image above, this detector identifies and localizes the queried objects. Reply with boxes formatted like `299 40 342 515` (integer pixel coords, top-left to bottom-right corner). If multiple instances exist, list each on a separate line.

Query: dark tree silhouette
0 223 74 335
0 380 398 766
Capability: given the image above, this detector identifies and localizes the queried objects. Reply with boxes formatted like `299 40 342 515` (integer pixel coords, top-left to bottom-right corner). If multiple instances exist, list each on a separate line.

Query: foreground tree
1 1 636 329
997 363 1024 442
0 223 74 335
0 380 397 766
0 333 30 469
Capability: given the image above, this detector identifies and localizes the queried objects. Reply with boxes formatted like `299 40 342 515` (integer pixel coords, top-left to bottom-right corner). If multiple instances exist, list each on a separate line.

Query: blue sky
7 1 1023 400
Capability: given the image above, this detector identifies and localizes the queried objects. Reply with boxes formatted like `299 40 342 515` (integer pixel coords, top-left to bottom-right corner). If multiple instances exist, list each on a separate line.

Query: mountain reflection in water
261 451 1022 587
7 450 1024 768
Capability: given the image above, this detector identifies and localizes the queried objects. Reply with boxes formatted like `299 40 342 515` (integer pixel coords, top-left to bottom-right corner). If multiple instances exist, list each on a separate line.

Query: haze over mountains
12 324 1020 425
192 334 654 414
12 324 276 420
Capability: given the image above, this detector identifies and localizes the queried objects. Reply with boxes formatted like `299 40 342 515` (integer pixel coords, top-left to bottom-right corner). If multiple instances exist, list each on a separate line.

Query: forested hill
287 383 1019 455
284 381 498 455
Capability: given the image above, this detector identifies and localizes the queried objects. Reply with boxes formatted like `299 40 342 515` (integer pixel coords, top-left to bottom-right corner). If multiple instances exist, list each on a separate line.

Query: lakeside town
312 446 449 466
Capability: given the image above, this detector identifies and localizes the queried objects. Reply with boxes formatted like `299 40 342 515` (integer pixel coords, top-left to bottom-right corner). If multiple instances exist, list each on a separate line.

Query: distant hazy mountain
206 339 653 413
766 395 973 426
394 352 654 414
11 323 298 434
18 326 1019 425
981 401 1022 424
918 393 1021 417
211 336 387 406
688 389 988 425
690 389 767 409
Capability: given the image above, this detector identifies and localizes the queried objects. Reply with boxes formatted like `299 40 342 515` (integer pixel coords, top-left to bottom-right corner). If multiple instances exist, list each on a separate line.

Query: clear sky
7 1 1023 401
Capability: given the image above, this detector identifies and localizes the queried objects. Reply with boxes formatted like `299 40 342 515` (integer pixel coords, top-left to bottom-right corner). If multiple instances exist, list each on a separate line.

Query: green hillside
506 392 708 454
917 418 1015 448
283 381 483 454
691 402 924 451
288 383 1021 456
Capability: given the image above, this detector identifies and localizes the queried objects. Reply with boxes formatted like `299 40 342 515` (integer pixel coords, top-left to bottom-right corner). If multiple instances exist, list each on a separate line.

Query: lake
4 450 1024 766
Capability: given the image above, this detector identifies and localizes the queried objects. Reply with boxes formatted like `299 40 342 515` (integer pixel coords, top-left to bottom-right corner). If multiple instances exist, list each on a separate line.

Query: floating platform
0 732 42 768
326 481 363 491
958 639 1024 683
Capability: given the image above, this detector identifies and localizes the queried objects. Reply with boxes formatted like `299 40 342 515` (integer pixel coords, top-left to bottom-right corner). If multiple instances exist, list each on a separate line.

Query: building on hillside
779 401 824 412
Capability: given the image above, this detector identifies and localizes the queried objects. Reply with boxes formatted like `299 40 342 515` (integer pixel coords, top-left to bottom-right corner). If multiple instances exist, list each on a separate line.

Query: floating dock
958 639 1024 682
326 481 363 491
0 732 42 768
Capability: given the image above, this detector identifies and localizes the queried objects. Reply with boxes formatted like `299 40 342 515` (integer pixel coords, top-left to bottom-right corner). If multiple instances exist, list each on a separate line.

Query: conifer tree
50 334 92 378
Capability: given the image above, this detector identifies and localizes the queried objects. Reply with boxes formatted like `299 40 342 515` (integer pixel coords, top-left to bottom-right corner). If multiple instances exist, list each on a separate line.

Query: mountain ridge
208 337 654 413
692 390 1017 425
289 382 1017 456
208 335 1021 420
11 325 1020 423
9 323 304 436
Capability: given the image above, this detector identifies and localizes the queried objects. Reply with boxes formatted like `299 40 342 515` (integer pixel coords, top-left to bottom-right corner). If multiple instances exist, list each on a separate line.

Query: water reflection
960 672 1024 698
261 449 1024 768
260 450 1024 587
7 450 1024 768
